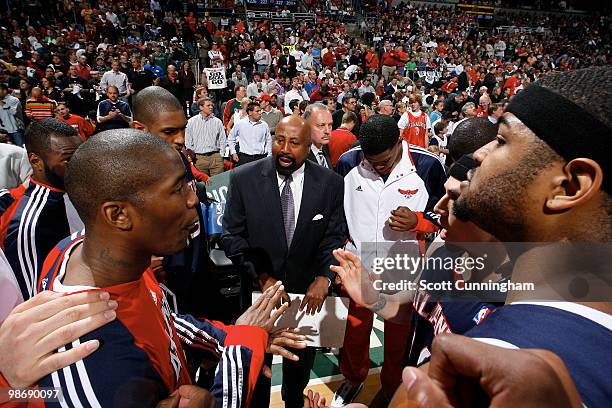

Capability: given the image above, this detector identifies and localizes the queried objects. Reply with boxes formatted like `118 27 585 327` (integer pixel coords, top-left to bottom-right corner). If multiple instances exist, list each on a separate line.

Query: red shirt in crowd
57 113 95 140
329 127 357 168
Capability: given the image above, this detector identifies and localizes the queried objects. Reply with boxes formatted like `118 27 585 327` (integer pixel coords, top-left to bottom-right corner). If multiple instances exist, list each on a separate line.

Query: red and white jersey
398 110 431 148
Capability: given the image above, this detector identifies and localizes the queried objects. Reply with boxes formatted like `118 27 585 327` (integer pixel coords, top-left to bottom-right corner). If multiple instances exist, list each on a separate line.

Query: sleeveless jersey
401 111 428 148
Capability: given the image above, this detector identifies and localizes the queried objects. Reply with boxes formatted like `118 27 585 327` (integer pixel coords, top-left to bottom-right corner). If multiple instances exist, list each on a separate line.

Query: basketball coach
220 115 347 407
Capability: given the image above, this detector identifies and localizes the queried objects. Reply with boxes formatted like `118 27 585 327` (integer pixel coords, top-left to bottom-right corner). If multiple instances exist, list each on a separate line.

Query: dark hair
246 101 259 113
359 114 399 155
342 94 356 105
447 118 497 162
360 92 375 107
65 129 176 226
289 99 299 111
25 118 78 158
536 67 611 129
133 86 183 125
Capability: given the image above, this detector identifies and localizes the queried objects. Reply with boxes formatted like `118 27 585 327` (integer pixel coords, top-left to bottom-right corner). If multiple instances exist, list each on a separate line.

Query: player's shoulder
409 144 445 170
39 320 167 408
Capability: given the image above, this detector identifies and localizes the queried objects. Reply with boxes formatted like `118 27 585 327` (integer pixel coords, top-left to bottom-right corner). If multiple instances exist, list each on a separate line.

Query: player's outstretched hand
267 327 306 361
235 280 289 332
330 249 379 307
0 290 117 388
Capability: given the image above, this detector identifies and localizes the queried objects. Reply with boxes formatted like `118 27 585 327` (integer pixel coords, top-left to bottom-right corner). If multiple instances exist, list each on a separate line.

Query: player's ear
28 152 45 173
545 158 602 212
131 120 147 131
101 201 133 231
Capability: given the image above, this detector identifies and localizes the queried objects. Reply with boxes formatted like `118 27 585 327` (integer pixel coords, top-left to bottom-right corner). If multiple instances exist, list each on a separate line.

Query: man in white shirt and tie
227 101 272 166
303 103 333 168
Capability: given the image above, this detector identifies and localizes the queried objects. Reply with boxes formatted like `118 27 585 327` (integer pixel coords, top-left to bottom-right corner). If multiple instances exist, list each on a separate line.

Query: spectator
358 78 375 97
223 85 247 128
159 64 183 105
259 93 283 135
228 101 271 166
255 41 272 73
96 86 132 131
278 47 297 78
329 111 357 168
75 54 92 81
398 95 431 148
284 78 309 115
333 94 361 135
185 97 226 177
247 72 264 99
0 83 24 146
100 59 129 98
25 87 57 122
0 132 31 189
128 55 158 96
377 99 394 116
231 65 249 89
54 102 95 141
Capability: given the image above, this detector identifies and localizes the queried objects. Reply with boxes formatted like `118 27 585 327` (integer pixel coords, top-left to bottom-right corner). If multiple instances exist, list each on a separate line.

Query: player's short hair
447 118 497 162
65 129 177 227
133 86 183 126
359 114 399 156
24 118 78 158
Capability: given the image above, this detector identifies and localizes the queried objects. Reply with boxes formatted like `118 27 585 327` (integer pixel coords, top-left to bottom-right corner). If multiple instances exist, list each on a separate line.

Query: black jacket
307 145 332 169
220 157 347 293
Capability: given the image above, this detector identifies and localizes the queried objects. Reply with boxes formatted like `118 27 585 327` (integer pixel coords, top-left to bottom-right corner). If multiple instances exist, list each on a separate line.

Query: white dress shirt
227 119 271 155
276 163 305 229
284 88 309 114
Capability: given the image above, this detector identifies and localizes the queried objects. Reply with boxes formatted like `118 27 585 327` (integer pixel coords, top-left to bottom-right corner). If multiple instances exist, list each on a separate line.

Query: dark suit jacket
307 145 332 169
277 55 297 77
220 157 347 293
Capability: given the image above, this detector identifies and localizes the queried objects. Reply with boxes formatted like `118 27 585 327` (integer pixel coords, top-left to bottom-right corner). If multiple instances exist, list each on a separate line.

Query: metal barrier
245 10 316 25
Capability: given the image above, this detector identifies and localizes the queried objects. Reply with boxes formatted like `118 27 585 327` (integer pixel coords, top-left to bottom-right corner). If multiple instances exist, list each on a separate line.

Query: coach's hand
300 276 329 315
389 333 583 408
388 206 418 231
258 272 291 306
0 290 117 388
235 281 288 332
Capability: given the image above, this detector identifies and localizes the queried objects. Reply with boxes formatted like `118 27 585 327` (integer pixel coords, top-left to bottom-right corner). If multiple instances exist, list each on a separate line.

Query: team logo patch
356 186 363 191
473 306 492 325
398 188 418 198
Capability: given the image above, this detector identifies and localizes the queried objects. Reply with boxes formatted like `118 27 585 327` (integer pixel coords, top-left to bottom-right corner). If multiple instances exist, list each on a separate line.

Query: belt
197 151 219 156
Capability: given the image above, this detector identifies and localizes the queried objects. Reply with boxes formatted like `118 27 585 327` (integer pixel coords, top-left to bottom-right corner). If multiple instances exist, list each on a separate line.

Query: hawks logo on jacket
0 178 70 300
35 233 268 408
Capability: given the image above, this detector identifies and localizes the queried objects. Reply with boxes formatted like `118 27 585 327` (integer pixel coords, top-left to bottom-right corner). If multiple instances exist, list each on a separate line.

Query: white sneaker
331 381 364 407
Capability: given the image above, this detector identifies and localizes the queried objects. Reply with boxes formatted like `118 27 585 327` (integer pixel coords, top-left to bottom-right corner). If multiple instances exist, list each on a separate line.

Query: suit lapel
290 162 321 251
259 158 288 252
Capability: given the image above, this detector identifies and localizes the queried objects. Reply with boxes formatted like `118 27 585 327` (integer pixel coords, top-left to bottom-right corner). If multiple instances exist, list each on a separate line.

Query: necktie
281 174 295 246
318 151 328 168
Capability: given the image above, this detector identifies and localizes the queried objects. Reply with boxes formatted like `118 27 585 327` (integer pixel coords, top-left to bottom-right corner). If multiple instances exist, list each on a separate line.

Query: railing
245 10 316 24
496 25 553 35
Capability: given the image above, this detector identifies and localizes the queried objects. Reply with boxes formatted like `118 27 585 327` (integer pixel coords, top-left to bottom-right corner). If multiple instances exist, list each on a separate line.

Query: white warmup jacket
344 141 430 266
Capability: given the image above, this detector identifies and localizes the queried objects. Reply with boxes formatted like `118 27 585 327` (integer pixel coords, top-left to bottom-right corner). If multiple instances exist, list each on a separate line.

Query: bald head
133 86 184 126
65 128 179 227
273 116 312 176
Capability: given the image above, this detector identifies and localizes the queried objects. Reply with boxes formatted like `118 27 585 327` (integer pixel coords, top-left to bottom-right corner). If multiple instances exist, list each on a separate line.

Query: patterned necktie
281 174 295 246
318 151 328 168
